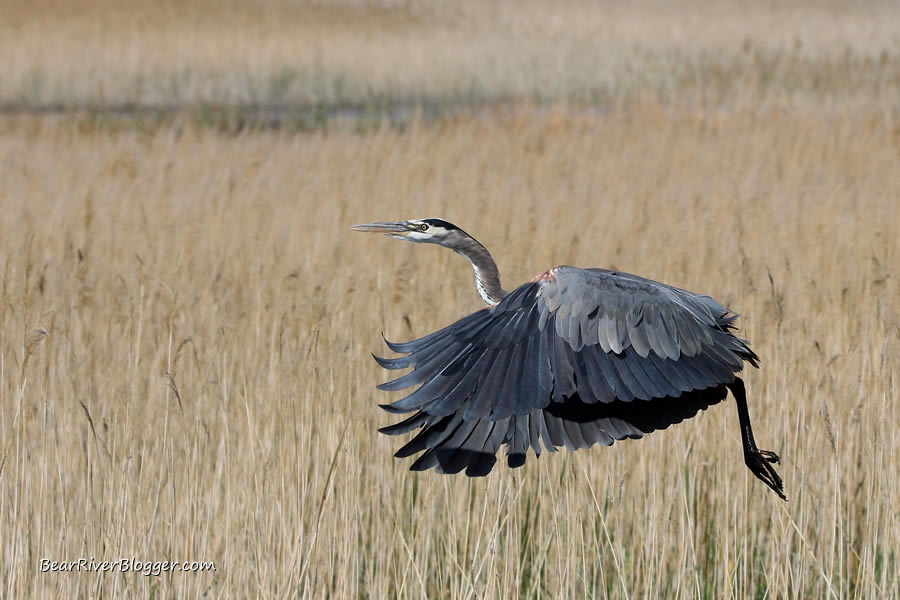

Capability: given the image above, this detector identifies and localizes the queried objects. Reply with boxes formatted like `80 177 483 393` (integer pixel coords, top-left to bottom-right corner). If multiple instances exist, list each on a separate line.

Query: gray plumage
351 219 785 500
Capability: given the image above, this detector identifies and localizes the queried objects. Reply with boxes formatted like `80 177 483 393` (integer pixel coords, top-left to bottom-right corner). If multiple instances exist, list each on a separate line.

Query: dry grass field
2 108 898 598
2 1 900 599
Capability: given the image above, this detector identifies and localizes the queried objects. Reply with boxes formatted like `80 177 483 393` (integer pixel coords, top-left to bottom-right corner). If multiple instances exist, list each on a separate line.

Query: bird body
351 219 785 499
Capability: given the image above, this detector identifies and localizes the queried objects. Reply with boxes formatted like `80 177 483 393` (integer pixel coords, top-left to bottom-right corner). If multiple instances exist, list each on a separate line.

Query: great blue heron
351 219 785 500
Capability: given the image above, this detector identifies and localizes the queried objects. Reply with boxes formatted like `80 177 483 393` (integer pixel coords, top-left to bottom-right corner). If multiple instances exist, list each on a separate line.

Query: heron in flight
351 219 785 499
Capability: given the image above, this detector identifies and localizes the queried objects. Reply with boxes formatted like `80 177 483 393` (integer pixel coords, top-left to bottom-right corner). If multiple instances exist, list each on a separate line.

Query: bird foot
758 449 780 464
745 448 786 501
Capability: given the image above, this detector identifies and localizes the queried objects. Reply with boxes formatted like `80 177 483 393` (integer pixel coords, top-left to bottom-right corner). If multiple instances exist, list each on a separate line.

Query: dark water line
0 99 613 129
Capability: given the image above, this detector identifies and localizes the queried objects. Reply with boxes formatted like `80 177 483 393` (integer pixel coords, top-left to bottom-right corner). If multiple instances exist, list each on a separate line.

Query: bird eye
420 224 428 231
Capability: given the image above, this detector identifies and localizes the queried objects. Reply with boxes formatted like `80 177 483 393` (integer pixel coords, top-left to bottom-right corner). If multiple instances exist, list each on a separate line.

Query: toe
759 450 780 464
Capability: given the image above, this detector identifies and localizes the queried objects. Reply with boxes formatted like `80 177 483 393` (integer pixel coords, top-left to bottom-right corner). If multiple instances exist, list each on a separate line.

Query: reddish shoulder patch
531 266 559 283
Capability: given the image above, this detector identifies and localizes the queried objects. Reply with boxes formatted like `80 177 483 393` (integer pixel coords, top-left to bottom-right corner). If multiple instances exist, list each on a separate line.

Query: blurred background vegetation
3 0 899 121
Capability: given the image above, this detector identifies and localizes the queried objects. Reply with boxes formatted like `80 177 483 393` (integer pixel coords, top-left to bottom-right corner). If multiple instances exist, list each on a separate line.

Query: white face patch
406 231 430 242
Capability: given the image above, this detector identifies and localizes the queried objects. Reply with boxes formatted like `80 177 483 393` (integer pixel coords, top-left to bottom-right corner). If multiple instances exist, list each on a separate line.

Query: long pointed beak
348 222 412 235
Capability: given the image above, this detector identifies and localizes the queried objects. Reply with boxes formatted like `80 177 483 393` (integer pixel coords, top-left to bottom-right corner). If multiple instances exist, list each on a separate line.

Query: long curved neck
451 235 507 305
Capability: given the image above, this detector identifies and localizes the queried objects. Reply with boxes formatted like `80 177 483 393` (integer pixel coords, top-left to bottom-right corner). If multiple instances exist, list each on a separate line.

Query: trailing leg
728 378 786 500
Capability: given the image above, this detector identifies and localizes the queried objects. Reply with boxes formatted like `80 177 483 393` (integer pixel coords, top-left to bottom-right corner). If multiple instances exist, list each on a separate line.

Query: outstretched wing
374 266 758 476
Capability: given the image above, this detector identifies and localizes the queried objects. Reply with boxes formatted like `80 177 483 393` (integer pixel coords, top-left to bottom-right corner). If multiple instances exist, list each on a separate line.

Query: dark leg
728 378 786 500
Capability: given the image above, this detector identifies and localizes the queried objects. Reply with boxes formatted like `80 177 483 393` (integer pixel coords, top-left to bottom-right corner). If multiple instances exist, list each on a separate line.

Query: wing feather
493 343 525 419
377 341 467 392
580 421 615 447
589 346 631 401
542 411 567 449
399 413 463 459
626 307 651 358
470 419 510 476
462 349 506 420
507 416 529 467
410 418 478 473
610 352 652 400
526 410 544 456
562 418 586 450
379 412 428 436
647 351 692 393
428 347 488 417
549 330 577 401
654 313 680 360
580 345 617 403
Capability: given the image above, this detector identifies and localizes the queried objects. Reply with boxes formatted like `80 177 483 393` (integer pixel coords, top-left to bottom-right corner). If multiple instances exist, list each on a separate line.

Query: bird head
349 219 462 246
